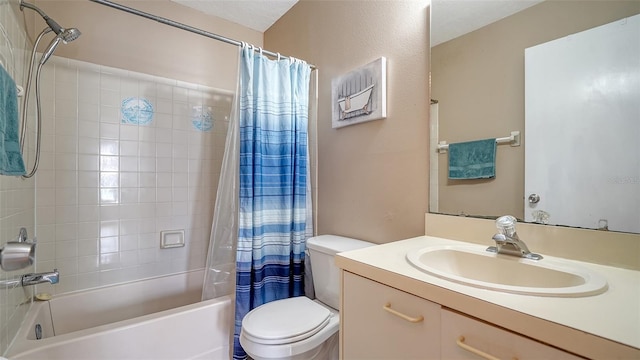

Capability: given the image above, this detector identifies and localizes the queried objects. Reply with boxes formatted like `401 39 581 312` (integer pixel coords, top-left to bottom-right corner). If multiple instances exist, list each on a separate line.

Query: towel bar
437 131 520 153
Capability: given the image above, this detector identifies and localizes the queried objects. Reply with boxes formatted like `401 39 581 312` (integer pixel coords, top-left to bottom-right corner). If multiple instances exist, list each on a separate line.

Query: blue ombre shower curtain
233 45 312 360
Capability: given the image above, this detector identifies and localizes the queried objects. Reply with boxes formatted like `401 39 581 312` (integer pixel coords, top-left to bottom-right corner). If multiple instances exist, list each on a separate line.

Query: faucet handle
496 215 517 236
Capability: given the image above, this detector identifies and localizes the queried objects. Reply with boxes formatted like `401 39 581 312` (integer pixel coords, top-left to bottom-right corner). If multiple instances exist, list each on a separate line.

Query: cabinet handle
382 302 424 323
456 336 518 360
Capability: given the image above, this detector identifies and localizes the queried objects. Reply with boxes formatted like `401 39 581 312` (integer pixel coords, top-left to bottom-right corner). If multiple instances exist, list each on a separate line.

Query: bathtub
5 270 232 359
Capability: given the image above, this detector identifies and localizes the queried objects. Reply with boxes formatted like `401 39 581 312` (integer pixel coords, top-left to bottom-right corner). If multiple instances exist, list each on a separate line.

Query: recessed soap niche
160 230 185 249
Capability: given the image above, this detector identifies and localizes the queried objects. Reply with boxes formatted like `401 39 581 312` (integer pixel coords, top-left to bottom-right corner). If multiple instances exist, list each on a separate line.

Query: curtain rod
88 0 316 69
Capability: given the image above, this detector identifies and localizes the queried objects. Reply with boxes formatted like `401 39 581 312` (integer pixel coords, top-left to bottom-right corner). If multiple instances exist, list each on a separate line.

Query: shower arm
20 1 65 35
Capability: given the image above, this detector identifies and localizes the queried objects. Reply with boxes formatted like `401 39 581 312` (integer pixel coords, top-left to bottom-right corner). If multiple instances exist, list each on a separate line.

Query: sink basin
406 245 608 297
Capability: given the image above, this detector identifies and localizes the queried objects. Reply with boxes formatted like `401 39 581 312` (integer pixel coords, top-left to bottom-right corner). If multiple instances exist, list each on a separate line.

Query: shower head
61 28 82 43
39 27 81 65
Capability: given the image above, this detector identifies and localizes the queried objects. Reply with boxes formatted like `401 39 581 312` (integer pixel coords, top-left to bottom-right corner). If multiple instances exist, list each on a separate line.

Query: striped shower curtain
233 45 312 360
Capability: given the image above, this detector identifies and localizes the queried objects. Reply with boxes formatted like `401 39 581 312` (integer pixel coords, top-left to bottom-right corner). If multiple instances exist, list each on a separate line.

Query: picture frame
331 57 387 128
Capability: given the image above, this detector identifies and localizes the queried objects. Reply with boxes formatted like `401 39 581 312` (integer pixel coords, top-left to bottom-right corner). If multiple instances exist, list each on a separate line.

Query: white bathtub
5 270 232 359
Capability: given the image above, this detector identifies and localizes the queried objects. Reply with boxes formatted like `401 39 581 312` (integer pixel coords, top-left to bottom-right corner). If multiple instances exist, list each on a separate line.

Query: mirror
430 0 640 233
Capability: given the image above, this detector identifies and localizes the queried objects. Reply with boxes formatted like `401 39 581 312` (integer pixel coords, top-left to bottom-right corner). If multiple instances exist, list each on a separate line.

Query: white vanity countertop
335 235 640 359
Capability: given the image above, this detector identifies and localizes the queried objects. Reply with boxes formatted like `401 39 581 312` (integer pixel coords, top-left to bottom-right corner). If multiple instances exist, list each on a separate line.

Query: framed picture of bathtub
331 57 387 128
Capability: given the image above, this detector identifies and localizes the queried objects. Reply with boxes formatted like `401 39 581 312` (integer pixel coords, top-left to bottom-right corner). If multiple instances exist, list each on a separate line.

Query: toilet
239 235 374 360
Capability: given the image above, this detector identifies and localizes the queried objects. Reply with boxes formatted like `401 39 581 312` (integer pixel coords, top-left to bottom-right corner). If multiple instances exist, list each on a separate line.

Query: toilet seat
242 297 332 345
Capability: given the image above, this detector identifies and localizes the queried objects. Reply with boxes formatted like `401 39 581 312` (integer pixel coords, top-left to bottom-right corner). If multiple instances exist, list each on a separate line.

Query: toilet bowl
239 235 373 360
240 297 339 360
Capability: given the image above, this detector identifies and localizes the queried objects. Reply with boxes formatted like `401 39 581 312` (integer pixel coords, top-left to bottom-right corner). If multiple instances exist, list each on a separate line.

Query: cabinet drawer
342 272 441 359
441 309 582 360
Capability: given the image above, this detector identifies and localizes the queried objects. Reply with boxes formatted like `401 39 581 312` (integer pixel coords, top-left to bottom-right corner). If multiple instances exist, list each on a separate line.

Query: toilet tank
306 235 374 310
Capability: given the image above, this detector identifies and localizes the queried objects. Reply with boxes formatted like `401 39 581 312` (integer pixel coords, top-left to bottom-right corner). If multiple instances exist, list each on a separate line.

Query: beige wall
432 1 640 220
265 0 431 244
30 0 263 90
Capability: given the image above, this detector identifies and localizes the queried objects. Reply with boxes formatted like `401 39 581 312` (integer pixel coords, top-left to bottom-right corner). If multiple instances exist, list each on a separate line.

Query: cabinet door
441 309 582 360
341 272 441 359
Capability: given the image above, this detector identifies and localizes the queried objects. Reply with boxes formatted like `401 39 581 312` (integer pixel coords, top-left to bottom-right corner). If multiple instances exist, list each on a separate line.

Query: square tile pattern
0 2 232 349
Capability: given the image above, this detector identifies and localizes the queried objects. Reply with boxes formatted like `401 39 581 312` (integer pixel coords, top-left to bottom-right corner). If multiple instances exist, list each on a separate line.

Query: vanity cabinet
341 272 581 360
441 309 582 360
341 271 441 359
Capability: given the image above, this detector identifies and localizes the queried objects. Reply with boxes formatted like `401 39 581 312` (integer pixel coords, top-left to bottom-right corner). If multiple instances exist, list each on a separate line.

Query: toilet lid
242 296 332 345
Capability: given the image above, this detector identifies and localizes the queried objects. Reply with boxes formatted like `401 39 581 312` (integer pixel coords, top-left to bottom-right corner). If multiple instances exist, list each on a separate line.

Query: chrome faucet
487 216 543 260
21 269 59 286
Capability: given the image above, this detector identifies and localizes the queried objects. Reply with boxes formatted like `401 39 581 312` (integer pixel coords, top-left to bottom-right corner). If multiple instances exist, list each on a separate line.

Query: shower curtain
201 44 313 360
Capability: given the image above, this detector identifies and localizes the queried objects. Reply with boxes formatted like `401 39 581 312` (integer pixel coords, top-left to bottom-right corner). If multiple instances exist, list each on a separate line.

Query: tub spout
21 269 59 286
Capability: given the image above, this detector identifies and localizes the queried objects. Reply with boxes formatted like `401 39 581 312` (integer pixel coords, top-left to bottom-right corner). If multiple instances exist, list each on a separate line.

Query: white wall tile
56 100 79 120
100 105 120 124
119 140 138 156
157 157 172 172
78 154 99 172
78 255 100 273
78 103 100 122
55 154 77 170
78 137 99 154
78 188 99 205
139 142 155 157
56 240 79 260
100 155 119 171
78 88 101 105
99 122 119 139
120 78 139 97
78 171 99 188
139 157 156 172
120 188 138 204
101 73 121 90
120 172 138 188
77 220 99 238
78 239 99 256
140 173 156 187
79 69 100 90
55 135 77 153
56 64 78 84
29 56 231 301
55 223 78 241
55 188 77 205
76 272 100 289
100 204 119 219
119 124 138 141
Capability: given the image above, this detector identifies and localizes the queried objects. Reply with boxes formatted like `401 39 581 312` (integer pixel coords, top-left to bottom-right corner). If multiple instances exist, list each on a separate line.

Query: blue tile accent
191 105 213 132
121 97 154 125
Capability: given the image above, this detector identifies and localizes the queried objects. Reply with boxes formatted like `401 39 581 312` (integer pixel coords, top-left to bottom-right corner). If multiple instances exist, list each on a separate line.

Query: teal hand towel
448 138 496 180
0 65 26 176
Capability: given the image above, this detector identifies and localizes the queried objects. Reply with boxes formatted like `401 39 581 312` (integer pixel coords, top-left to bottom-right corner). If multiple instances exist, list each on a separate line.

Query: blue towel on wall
448 138 496 180
0 65 26 176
